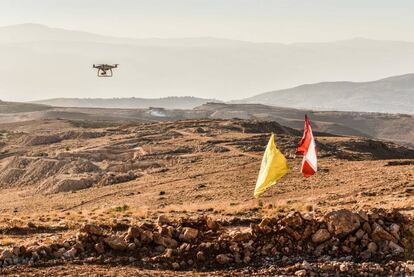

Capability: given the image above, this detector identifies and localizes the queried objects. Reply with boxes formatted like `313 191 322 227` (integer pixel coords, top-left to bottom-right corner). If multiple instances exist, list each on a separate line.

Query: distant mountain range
32 97 219 110
33 73 414 113
2 23 414 111
238 74 414 114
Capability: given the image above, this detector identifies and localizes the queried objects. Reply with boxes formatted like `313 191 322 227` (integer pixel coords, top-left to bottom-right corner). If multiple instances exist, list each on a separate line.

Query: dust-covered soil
0 118 413 276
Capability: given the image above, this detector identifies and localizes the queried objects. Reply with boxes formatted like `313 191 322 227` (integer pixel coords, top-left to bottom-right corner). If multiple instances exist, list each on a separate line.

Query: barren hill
239 73 414 114
1 101 413 148
196 103 414 148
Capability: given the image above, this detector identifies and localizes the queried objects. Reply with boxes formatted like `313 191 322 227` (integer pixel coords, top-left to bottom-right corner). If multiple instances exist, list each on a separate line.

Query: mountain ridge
238 73 414 114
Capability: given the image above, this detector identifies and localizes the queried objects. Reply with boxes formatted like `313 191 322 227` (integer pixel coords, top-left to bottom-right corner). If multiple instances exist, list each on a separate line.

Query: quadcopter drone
93 64 119 77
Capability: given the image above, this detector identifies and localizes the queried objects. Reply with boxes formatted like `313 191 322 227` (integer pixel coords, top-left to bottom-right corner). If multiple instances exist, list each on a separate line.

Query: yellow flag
254 133 289 198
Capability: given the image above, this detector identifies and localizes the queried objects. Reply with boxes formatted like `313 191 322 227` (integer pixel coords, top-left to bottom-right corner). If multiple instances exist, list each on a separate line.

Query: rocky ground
0 118 413 276
1 210 414 276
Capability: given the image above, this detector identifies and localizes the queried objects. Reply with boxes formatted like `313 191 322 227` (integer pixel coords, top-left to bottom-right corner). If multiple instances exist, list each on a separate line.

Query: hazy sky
1 0 414 42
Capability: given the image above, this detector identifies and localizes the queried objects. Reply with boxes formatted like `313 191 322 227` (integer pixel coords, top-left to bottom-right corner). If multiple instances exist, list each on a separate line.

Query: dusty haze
1 24 414 104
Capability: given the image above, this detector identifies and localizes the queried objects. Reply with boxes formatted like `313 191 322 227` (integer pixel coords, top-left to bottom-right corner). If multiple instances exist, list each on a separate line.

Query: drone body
93 64 119 77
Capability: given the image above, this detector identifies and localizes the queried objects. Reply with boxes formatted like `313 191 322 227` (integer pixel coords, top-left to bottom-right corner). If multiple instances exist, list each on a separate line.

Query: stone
104 235 128 251
140 230 154 244
54 248 65 258
94 243 105 254
179 227 199 242
127 243 136 251
325 210 360 236
216 254 233 264
354 229 364 240
126 226 142 240
155 235 178 249
243 254 251 263
11 247 20 256
207 217 220 231
157 215 170 226
63 248 77 259
367 242 378 253
312 229 331 243
362 222 372 234
302 225 313 240
158 226 173 238
163 248 173 258
283 212 303 227
388 241 404 255
295 269 307 277
73 242 84 252
360 250 372 260
1 250 13 260
299 261 311 271
371 223 397 242
389 224 400 240
196 251 205 261
229 229 252 242
155 245 166 253
358 211 369 222
171 262 180 270
81 224 104 236
258 218 272 233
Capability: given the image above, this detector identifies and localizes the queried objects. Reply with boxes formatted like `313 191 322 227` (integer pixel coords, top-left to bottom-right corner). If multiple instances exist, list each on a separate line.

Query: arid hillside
0 118 413 276
1 101 413 149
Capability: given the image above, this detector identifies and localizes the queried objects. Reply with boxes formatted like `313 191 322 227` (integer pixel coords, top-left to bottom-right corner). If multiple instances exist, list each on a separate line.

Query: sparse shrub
111 204 130 212
305 204 313 212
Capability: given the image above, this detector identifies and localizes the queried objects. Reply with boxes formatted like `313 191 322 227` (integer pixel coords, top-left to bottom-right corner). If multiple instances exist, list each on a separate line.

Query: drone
93 64 119 77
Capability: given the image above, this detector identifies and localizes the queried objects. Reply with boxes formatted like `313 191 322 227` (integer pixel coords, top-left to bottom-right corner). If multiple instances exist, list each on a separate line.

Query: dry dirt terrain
0 118 413 276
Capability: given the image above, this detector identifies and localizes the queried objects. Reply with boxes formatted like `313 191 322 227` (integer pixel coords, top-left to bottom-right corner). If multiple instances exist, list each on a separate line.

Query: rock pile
0 209 413 274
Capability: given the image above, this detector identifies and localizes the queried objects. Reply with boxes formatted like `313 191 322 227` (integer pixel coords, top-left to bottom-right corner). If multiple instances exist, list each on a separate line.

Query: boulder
126 226 142 240
94 243 105 254
81 224 104 236
325 210 360 236
104 235 128 251
312 229 331 243
179 227 199 242
371 223 397 242
196 251 206 261
1 250 13 260
216 254 233 264
157 215 170 226
63 248 77 259
140 230 154 244
258 218 272 233
154 235 178 249
282 212 303 228
295 269 307 277
367 242 378 253
207 217 220 231
229 229 252 242
388 241 404 255
389 224 400 240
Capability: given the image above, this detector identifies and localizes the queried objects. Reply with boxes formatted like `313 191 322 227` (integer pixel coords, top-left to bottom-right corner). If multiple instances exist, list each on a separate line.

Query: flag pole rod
310 179 315 218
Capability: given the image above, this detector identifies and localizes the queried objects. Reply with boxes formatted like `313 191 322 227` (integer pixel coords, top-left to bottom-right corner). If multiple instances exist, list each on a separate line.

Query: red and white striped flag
297 115 317 177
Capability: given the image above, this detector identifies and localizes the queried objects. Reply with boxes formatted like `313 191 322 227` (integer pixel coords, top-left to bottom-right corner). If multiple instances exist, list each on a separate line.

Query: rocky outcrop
0 210 412 273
